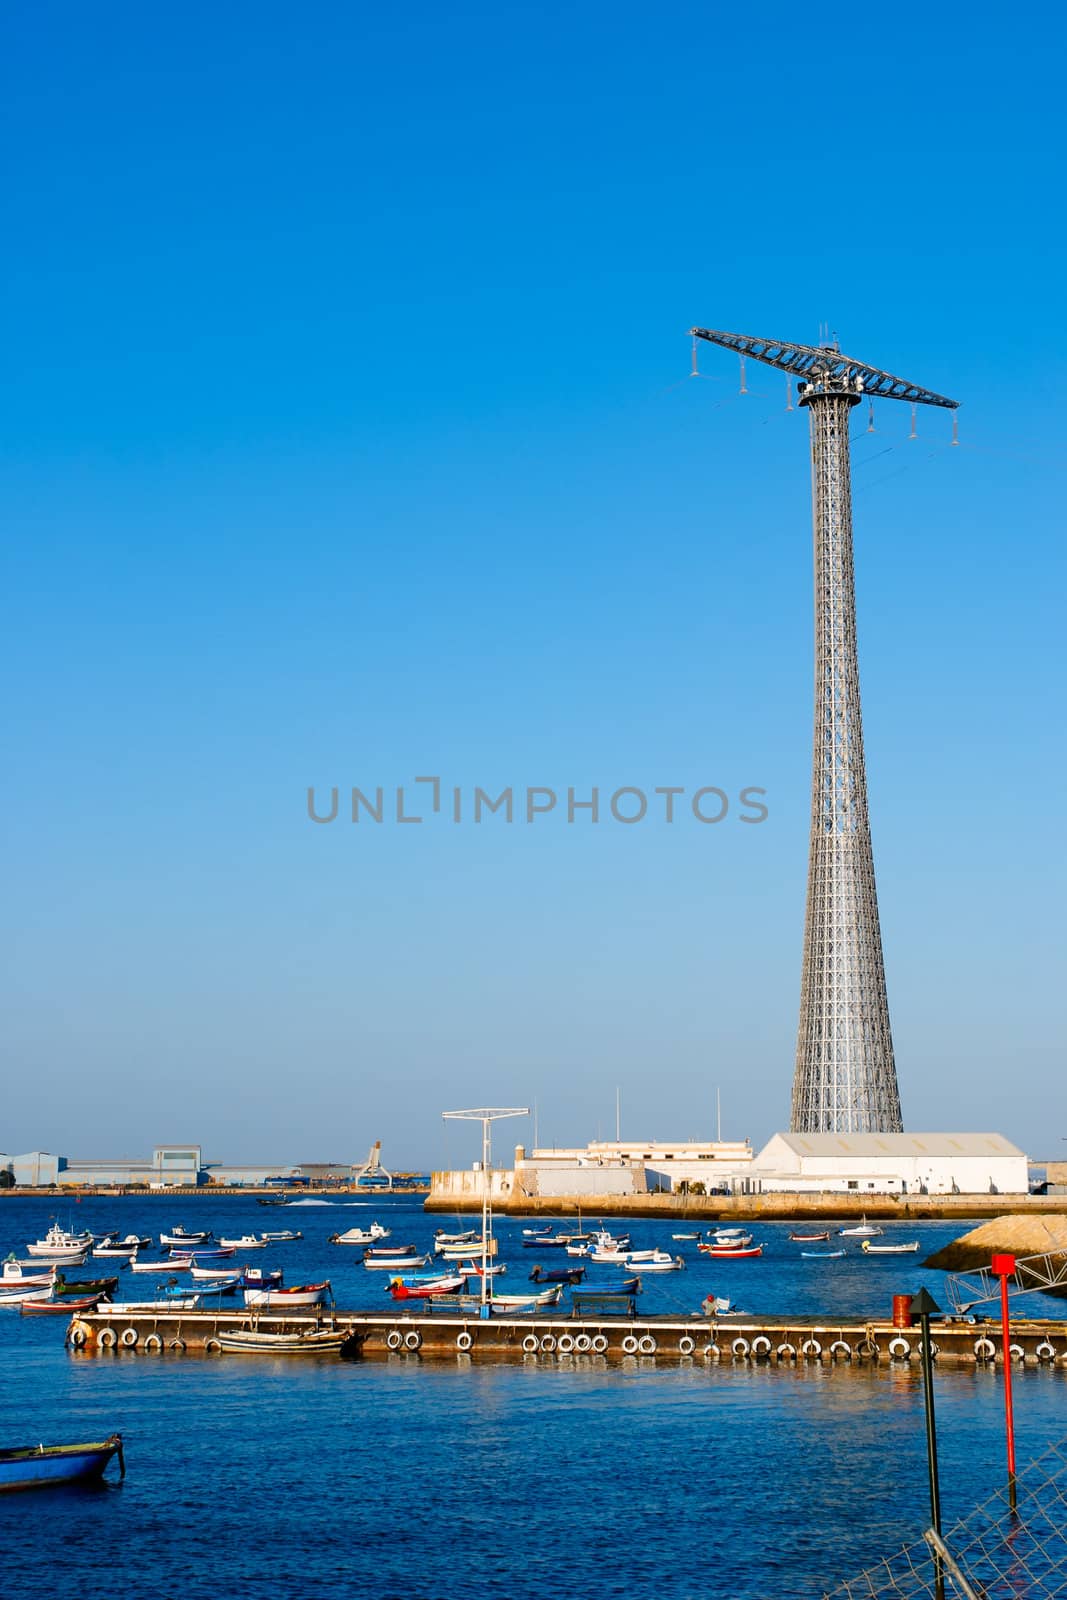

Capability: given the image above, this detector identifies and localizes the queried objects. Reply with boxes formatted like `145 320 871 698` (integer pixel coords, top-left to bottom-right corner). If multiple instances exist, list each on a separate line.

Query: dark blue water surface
2 1196 1064 1599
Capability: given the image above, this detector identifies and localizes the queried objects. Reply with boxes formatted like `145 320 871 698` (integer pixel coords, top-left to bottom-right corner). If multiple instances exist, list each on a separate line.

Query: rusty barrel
892 1293 913 1329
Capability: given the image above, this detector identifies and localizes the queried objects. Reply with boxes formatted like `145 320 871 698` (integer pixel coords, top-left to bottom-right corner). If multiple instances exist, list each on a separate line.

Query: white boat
709 1229 753 1247
218 1236 267 1250
626 1251 684 1271
129 1255 182 1274
672 1233 700 1240
453 1259 507 1277
97 1298 201 1313
486 1285 563 1311
259 1230 302 1242
26 1226 93 1261
435 1239 489 1258
93 1243 137 1259
159 1228 212 1248
839 1218 884 1238
216 1328 348 1354
191 1263 247 1280
565 1244 590 1257
0 1285 57 1306
329 1226 391 1246
243 1283 331 1308
2 1260 55 1288
363 1254 429 1270
435 1229 477 1244
589 1249 630 1264
861 1239 919 1254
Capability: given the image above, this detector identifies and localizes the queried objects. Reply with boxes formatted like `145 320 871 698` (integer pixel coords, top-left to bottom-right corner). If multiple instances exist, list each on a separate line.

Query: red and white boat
788 1231 830 1243
698 1242 764 1259
22 1295 98 1315
243 1281 331 1308
387 1275 467 1300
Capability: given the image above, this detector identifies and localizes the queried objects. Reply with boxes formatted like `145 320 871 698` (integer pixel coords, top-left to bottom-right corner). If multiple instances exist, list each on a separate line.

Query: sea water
1 1195 1064 1599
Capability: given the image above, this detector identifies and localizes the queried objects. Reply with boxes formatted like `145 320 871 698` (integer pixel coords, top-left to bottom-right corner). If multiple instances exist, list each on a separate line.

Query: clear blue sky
2 3 1064 1169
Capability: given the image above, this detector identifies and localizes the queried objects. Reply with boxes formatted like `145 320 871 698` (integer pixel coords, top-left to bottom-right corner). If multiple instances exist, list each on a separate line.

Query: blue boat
529 1265 585 1285
0 1435 124 1492
583 1276 640 1294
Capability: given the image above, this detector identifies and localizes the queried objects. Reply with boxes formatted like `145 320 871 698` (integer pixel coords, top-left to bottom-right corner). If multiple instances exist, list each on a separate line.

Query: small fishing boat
100 1297 201 1312
2 1260 55 1289
454 1259 507 1277
435 1228 478 1244
53 1275 120 1299
258 1230 302 1243
92 1243 137 1259
218 1236 267 1250
241 1267 284 1289
521 1227 553 1239
801 1249 846 1259
243 1282 332 1308
0 1285 60 1307
436 1239 491 1258
23 1295 97 1315
838 1218 884 1238
387 1275 468 1300
585 1276 640 1295
520 1235 571 1249
707 1229 754 1248
789 1230 831 1243
215 1328 347 1354
672 1232 700 1240
129 1254 186 1273
0 1435 124 1491
329 1226 391 1246
486 1285 563 1311
698 1242 764 1259
159 1228 212 1248
529 1265 584 1285
363 1254 429 1270
365 1242 416 1258
627 1252 684 1271
191 1263 249 1280
168 1246 236 1262
860 1240 920 1255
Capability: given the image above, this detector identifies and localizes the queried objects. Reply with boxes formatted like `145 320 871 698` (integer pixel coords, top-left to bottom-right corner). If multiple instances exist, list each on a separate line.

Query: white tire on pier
455 1331 473 1353
522 1334 540 1354
776 1343 796 1361
916 1340 939 1360
678 1335 696 1357
168 1339 186 1354
750 1336 772 1358
1009 1343 1025 1362
120 1327 139 1348
702 1343 721 1360
68 1320 90 1348
974 1337 996 1362
574 1334 593 1353
556 1334 575 1354
98 1327 117 1349
205 1338 223 1353
591 1334 609 1355
731 1337 751 1359
403 1330 422 1351
888 1336 911 1361
638 1334 657 1356
1037 1341 1057 1362
539 1334 557 1354
801 1338 822 1359
143 1333 163 1353
621 1335 640 1355
829 1340 852 1361
386 1329 404 1350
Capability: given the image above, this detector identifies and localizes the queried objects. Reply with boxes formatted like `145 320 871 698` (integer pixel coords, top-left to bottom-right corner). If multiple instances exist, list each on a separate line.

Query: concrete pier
65 1306 1067 1369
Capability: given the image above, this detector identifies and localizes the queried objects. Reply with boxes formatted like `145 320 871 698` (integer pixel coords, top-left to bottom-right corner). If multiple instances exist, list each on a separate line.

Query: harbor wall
423 1189 1067 1221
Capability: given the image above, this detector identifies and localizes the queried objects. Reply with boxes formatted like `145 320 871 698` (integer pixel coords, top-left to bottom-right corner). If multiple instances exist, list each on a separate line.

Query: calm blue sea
2 1196 1064 1599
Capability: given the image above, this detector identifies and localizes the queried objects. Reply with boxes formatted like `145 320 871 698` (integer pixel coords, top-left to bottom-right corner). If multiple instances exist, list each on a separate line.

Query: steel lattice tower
691 328 958 1133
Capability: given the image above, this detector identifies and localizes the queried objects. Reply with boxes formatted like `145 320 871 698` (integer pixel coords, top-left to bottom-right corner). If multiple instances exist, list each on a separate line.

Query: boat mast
442 1107 528 1316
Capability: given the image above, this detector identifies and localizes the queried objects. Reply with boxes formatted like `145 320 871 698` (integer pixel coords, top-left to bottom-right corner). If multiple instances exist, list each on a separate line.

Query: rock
924 1214 1067 1272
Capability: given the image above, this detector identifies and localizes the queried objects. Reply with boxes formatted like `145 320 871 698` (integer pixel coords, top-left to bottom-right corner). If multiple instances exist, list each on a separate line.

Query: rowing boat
215 1328 348 1355
860 1240 920 1255
0 1435 124 1491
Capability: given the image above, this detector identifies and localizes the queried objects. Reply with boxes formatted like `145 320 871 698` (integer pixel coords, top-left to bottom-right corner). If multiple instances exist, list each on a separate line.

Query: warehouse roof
764 1132 1025 1159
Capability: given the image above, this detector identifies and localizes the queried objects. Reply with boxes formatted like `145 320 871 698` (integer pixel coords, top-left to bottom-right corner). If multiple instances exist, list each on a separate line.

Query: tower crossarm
690 327 959 409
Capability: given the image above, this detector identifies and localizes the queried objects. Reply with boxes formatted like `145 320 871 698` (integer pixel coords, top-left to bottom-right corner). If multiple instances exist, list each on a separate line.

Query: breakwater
424 1190 1067 1221
66 1305 1067 1369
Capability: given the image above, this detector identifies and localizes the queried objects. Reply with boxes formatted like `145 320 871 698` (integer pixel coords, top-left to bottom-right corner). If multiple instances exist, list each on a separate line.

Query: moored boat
243 1282 331 1308
159 1228 212 1248
191 1263 249 1280
0 1435 124 1491
860 1240 919 1254
215 1328 347 1354
168 1247 236 1262
789 1230 831 1242
434 1228 478 1244
23 1294 97 1314
698 1242 764 1258
240 1267 284 1289
529 1265 584 1284
801 1249 846 1258
329 1226 391 1246
217 1236 267 1250
98 1297 202 1312
129 1255 184 1273
25 1226 92 1261
839 1217 884 1238
387 1275 468 1299
2 1260 55 1289
258 1230 302 1242
0 1285 61 1307
52 1275 119 1299
362 1253 429 1270
486 1285 563 1311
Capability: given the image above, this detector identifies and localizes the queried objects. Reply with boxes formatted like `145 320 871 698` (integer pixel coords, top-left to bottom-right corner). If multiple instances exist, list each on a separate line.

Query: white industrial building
751 1133 1028 1196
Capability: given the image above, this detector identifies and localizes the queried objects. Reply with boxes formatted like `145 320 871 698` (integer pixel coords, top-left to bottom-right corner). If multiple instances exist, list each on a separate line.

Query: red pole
992 1253 1017 1511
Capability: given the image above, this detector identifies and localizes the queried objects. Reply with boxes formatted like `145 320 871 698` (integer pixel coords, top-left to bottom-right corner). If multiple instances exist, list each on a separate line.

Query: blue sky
2 3 1064 1168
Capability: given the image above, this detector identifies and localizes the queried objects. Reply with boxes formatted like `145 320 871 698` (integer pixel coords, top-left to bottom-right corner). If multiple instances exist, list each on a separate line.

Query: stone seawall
424 1191 1067 1221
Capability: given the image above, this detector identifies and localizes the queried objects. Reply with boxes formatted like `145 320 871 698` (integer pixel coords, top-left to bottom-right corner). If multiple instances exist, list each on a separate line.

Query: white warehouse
752 1133 1028 1196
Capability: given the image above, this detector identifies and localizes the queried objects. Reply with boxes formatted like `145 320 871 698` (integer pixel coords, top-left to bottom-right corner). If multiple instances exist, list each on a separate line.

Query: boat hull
0 1437 123 1492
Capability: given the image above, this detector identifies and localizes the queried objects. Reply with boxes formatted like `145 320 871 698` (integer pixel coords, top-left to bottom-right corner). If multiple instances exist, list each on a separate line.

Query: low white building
751 1133 1028 1196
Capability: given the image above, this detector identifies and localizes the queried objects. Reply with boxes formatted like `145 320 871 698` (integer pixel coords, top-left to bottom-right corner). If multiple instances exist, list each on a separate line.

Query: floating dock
66 1307 1067 1368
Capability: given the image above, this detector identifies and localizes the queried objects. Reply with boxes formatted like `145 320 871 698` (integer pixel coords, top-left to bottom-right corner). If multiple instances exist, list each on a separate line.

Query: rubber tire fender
678 1335 696 1357
120 1327 139 1348
731 1337 750 1358
829 1340 852 1361
143 1333 164 1353
386 1329 404 1351
98 1327 117 1349
168 1339 186 1354
455 1331 473 1353
68 1320 90 1348
590 1334 609 1355
521 1334 539 1354
1036 1341 1057 1363
776 1343 796 1361
556 1333 575 1354
974 1337 996 1361
638 1334 657 1356
750 1335 772 1357
574 1333 593 1353
621 1334 639 1355
888 1336 911 1360
801 1338 822 1359
403 1330 422 1351
539 1334 557 1354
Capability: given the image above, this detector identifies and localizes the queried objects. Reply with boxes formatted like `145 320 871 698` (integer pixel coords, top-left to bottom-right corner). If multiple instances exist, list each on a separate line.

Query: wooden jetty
65 1306 1067 1369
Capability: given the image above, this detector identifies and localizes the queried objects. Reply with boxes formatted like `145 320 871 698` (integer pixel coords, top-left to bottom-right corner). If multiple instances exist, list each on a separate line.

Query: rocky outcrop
924 1214 1067 1272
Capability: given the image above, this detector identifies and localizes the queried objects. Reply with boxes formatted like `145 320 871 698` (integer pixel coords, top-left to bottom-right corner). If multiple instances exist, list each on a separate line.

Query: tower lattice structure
690 328 958 1133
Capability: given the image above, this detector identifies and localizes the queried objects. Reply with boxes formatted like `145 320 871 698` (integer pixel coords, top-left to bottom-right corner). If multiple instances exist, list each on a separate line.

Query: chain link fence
824 1437 1067 1599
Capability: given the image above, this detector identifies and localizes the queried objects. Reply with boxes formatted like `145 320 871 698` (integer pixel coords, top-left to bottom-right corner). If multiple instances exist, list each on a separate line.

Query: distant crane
691 327 958 1134
354 1140 393 1190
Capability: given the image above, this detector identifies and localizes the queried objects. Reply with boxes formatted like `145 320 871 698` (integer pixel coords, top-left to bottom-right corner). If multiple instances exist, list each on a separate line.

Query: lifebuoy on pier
974 1337 996 1362
751 1336 772 1357
887 1336 911 1360
801 1339 822 1359
731 1337 751 1359
829 1341 852 1361
455 1331 473 1353
1036 1341 1057 1362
